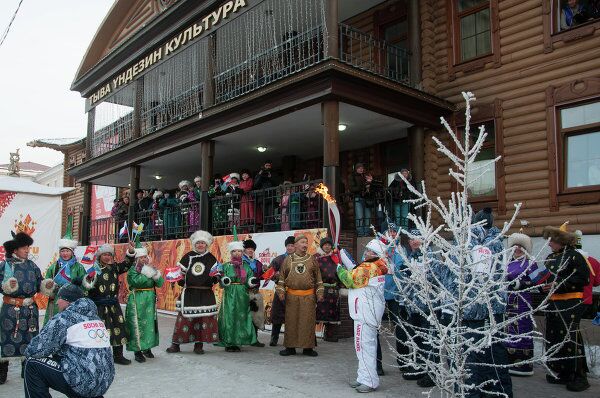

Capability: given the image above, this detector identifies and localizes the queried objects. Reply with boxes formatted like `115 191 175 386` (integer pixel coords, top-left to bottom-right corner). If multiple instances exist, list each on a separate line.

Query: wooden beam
327 0 339 58
323 100 340 167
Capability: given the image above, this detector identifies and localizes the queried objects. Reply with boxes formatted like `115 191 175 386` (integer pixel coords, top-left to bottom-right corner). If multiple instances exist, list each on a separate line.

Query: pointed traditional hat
58 215 78 251
134 234 148 258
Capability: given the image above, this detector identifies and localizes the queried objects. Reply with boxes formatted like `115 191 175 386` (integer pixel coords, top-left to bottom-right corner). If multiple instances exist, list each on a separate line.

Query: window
455 1 491 62
559 101 600 189
555 0 600 32
464 121 496 197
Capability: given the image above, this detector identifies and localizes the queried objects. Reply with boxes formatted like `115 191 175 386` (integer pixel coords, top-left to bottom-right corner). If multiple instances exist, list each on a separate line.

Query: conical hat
133 233 148 258
58 215 78 250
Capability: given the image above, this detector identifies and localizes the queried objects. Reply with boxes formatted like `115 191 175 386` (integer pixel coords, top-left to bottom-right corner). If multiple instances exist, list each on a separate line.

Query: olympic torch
314 183 340 248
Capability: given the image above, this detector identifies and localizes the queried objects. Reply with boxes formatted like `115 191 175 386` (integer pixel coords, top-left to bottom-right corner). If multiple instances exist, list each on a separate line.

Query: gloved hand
592 312 600 326
249 299 259 312
219 276 231 288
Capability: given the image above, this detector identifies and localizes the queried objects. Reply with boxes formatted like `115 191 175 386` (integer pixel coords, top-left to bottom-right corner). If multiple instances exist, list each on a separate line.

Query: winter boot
546 374 567 385
134 351 146 363
376 366 385 376
193 343 204 355
113 345 132 365
324 324 339 342
566 375 590 392
302 348 318 357
270 324 281 346
279 347 297 356
142 349 155 359
166 343 180 353
417 374 435 388
0 361 8 384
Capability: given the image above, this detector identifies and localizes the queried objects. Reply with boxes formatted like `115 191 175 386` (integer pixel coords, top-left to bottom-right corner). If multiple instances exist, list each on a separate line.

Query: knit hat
507 232 532 254
542 222 577 246
56 278 85 303
190 230 214 248
58 215 78 251
284 236 296 246
365 239 386 258
387 222 399 232
96 244 115 257
243 239 257 250
228 241 244 252
320 237 333 248
3 232 33 258
473 207 494 229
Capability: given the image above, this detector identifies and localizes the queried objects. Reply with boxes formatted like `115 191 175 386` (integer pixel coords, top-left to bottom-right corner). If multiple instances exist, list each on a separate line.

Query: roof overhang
27 138 86 153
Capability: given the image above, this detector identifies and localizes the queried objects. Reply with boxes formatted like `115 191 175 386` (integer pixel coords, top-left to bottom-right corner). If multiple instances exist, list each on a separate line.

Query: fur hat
178 180 192 190
194 176 201 183
507 232 532 254
473 207 494 229
135 246 148 258
228 241 244 252
3 232 34 258
243 239 257 250
96 244 115 257
284 236 296 246
294 234 308 243
542 222 577 246
153 190 163 200
229 173 240 181
365 239 386 258
320 237 333 248
190 230 214 248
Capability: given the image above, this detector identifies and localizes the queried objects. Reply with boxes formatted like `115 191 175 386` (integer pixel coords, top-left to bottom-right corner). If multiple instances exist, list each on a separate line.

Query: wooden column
204 34 217 109
80 182 92 246
128 165 140 230
200 140 215 231
86 108 95 160
408 0 422 87
409 125 425 185
326 0 339 58
323 100 340 230
132 77 144 139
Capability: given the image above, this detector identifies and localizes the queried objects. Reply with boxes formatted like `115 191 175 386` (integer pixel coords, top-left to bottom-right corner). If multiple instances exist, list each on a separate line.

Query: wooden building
67 0 600 254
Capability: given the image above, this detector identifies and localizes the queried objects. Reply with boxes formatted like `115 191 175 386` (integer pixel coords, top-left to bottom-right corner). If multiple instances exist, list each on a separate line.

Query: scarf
231 256 246 281
54 256 78 286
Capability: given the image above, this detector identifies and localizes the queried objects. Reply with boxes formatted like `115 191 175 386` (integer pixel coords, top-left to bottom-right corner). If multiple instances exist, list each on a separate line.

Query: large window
559 101 600 189
465 121 496 197
455 1 492 62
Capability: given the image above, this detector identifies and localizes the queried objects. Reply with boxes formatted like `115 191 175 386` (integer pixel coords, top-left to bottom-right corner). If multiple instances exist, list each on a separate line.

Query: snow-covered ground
2 314 599 397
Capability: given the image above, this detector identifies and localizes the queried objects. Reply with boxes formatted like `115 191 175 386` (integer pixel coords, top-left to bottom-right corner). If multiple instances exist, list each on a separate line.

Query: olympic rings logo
88 329 109 342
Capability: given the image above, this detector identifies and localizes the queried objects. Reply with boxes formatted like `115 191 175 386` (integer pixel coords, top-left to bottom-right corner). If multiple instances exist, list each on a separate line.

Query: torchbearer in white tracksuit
336 239 388 393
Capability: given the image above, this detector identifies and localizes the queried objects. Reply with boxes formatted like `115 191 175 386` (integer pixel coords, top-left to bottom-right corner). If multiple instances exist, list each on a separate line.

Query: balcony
87 0 413 159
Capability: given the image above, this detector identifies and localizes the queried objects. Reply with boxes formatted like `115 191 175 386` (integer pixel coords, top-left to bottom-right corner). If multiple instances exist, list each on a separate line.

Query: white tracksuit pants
354 320 379 388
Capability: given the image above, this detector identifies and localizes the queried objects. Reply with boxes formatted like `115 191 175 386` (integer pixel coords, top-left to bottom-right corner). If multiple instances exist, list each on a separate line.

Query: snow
2 313 599 397
0 176 73 196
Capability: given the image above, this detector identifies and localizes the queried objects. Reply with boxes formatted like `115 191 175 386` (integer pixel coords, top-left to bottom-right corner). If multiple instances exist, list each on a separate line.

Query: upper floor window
556 0 600 32
559 100 600 189
455 1 492 62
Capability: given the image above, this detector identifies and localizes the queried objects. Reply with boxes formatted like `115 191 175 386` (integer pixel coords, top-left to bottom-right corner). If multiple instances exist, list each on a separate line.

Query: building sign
91 185 116 220
88 0 249 106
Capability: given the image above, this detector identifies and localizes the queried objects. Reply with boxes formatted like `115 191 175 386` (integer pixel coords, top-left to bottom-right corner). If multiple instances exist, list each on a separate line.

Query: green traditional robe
217 261 257 347
43 259 87 325
125 264 164 352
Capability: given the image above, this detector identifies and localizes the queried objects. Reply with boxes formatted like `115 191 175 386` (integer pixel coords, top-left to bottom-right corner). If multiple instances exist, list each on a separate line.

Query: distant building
34 163 64 187
0 161 50 180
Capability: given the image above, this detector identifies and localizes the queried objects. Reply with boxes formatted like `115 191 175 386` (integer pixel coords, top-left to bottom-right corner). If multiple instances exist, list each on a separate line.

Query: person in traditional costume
337 239 388 393
268 235 296 346
0 232 54 384
505 231 550 376
574 230 600 319
166 230 219 354
126 241 164 363
83 242 136 365
243 238 266 347
542 223 590 392
43 216 86 326
276 234 324 357
315 237 342 342
216 241 257 351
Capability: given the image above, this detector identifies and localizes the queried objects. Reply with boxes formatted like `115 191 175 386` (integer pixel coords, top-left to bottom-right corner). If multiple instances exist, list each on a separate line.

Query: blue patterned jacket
25 298 115 397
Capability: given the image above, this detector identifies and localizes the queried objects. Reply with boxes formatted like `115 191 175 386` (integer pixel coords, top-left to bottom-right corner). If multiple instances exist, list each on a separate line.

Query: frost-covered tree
379 92 576 397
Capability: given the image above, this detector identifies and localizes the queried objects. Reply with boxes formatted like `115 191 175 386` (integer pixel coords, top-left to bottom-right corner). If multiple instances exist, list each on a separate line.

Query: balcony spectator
224 173 244 229
179 180 200 234
209 174 227 232
150 191 164 238
349 163 373 237
280 182 292 231
112 196 129 243
135 190 152 236
590 0 600 18
254 161 279 231
303 182 320 229
160 190 181 240
388 169 414 229
239 169 255 230
561 0 587 30
193 176 202 199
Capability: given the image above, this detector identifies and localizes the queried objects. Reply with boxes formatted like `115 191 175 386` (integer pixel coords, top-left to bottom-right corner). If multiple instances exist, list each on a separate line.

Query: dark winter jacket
348 172 367 197
253 168 278 189
25 298 115 397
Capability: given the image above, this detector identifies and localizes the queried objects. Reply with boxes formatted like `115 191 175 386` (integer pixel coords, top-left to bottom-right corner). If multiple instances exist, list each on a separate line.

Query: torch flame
314 183 336 204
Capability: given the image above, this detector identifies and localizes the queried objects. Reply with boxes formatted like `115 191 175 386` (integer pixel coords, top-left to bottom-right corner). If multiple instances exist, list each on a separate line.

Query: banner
74 228 327 318
0 191 62 275
91 185 116 220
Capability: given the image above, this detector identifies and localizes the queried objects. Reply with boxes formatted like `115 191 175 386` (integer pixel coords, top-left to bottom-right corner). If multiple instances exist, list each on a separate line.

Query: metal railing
210 180 323 236
214 26 326 104
90 113 134 158
141 84 204 136
339 24 411 85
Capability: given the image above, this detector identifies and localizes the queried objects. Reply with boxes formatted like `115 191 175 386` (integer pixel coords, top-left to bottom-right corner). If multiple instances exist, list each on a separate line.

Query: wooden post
128 165 140 231
322 100 340 230
200 140 215 231
86 108 95 160
408 0 422 87
132 77 144 139
409 125 425 185
204 34 217 108
326 0 339 58
80 182 92 245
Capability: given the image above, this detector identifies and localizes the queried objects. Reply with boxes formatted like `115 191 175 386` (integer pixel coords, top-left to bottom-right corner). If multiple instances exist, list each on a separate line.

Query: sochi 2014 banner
0 191 62 274
74 228 328 319
91 185 116 220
